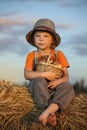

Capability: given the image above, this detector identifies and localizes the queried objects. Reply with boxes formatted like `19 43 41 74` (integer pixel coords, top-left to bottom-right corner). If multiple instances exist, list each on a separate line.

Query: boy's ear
50 43 55 49
50 37 56 49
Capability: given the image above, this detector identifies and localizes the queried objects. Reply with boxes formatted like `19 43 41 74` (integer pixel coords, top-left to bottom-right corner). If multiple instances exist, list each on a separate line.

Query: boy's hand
42 69 60 81
47 80 59 89
47 68 69 89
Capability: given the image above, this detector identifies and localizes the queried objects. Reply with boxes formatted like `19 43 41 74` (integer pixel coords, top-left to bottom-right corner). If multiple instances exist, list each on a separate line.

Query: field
0 80 87 130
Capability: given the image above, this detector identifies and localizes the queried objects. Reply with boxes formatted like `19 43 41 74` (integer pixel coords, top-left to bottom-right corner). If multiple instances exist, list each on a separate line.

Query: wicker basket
36 62 64 78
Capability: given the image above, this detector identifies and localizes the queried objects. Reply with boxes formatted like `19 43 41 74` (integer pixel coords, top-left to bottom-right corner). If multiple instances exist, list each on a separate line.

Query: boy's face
34 31 53 50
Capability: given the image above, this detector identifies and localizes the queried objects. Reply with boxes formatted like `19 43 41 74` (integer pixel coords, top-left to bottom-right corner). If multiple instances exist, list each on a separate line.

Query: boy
24 18 75 127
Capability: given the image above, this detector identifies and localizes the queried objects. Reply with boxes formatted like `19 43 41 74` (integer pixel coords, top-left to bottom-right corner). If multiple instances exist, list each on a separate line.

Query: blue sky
0 0 87 85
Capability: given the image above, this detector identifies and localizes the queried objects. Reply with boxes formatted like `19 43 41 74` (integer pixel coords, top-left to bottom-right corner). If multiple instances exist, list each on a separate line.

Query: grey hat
26 18 61 48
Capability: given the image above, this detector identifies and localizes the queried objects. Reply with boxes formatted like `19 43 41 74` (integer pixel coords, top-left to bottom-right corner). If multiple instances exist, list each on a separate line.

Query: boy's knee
30 78 48 90
31 78 46 85
61 82 73 89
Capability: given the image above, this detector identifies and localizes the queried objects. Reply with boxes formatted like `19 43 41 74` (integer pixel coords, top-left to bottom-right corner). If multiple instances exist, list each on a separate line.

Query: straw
0 80 87 130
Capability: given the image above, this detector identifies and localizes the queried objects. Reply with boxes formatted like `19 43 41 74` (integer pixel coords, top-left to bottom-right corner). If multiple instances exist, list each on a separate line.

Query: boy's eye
35 34 49 38
35 34 40 37
44 35 49 37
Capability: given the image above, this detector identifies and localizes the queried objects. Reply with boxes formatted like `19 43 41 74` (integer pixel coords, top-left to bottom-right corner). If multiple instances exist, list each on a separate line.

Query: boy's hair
26 18 61 48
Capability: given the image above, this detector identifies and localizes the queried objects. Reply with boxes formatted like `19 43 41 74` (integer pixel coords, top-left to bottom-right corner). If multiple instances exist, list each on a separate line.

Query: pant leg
29 78 50 109
49 82 75 110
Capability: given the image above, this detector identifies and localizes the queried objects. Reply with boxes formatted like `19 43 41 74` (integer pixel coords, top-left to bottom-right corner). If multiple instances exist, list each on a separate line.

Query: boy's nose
39 36 44 40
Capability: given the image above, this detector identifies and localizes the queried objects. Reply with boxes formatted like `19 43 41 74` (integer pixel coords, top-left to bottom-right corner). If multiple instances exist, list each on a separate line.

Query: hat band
33 26 55 34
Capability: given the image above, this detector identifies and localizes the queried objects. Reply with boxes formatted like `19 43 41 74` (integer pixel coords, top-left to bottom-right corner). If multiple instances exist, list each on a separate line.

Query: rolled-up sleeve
58 51 70 68
25 51 35 70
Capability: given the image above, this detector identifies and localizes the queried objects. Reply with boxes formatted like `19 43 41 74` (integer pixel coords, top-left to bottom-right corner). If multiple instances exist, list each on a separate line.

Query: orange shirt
25 49 70 70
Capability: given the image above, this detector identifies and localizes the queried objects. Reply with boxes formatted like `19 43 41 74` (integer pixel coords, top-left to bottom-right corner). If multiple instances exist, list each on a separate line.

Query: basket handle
47 55 52 63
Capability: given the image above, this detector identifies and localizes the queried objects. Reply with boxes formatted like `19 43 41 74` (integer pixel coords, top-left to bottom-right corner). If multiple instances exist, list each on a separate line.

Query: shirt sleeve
58 51 70 68
25 51 35 70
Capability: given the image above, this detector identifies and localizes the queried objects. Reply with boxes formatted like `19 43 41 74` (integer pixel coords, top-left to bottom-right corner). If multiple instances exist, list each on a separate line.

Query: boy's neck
38 48 51 55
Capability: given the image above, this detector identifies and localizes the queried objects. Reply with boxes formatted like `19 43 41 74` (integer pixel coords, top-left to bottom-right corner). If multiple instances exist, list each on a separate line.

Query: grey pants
29 78 75 110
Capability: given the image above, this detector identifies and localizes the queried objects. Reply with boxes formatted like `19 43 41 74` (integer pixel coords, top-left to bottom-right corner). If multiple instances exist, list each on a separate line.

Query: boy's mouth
39 43 46 46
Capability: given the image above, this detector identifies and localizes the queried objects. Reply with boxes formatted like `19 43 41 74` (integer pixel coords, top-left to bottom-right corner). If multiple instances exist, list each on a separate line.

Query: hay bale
0 80 87 130
56 93 87 130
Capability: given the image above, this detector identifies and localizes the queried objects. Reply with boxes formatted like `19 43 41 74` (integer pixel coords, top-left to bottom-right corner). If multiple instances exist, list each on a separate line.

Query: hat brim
26 27 61 48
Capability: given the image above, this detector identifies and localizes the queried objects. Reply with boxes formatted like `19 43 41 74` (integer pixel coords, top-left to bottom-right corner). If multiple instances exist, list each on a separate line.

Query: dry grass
0 80 87 130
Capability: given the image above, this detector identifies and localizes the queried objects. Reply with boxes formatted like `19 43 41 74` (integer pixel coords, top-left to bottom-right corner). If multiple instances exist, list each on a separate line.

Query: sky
0 0 87 86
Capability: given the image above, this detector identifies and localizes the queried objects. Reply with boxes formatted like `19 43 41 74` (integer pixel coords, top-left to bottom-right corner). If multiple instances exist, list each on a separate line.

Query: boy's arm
24 68 43 80
24 68 60 81
47 68 69 89
57 67 69 83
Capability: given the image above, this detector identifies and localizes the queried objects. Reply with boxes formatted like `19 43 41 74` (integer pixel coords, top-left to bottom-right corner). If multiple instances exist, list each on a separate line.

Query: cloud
0 15 37 55
0 10 86 57
74 45 87 56
0 16 31 26
1 0 87 7
59 0 87 7
0 15 38 34
0 35 33 56
0 15 73 56
70 33 87 56
56 23 72 29
0 0 31 3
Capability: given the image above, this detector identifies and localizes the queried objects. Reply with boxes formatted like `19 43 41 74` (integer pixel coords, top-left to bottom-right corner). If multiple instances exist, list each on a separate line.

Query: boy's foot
39 103 58 126
47 113 57 127
39 110 49 126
